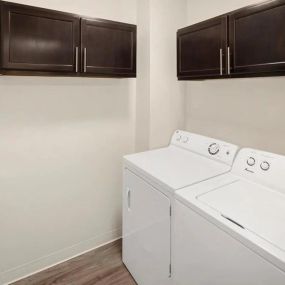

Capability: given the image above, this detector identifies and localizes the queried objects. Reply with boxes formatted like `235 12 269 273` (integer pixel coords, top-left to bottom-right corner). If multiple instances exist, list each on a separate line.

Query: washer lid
198 180 285 252
124 146 230 191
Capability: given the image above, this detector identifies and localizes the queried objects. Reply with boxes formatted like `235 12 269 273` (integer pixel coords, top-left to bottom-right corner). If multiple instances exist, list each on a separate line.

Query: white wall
186 0 285 155
135 0 151 152
135 0 188 151
187 0 260 24
135 0 187 151
149 0 187 149
0 1 136 284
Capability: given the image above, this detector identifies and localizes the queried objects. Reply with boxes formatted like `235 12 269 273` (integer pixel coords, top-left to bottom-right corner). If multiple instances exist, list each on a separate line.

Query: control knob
176 135 182 142
208 143 220 155
260 161 270 171
182 136 189 143
247 157 256 166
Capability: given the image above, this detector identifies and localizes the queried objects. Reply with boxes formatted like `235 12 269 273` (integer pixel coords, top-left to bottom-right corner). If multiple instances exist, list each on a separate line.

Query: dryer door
123 169 171 285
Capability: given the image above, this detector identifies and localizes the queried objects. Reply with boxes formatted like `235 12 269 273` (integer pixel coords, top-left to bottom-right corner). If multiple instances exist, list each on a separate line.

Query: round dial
208 143 220 155
176 135 182 142
247 157 256 166
182 137 189 143
260 161 270 171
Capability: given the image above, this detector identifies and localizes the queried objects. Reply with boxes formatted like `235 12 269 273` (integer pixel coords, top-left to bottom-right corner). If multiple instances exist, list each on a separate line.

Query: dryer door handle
127 188 131 211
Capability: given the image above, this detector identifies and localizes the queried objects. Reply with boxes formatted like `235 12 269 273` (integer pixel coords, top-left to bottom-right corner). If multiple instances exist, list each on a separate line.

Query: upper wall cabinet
177 16 227 79
1 2 80 73
178 0 285 80
0 1 137 78
229 0 285 76
81 19 136 77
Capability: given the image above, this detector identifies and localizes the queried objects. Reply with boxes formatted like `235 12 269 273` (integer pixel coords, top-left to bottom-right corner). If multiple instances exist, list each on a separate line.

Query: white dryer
174 148 285 285
122 130 238 285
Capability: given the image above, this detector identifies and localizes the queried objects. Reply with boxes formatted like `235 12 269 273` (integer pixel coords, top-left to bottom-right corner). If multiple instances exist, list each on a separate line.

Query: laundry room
0 0 284 285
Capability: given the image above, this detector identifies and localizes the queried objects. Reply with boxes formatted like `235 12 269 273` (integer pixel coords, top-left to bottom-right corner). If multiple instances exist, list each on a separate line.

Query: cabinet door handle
127 188 131 211
227 47 231 75
75 47 79 73
220 48 223 76
84 48 87 73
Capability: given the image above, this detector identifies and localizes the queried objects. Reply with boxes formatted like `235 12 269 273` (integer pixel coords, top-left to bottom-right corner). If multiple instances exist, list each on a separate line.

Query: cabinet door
123 170 171 285
0 2 80 73
81 18 136 77
177 16 227 79
229 1 285 76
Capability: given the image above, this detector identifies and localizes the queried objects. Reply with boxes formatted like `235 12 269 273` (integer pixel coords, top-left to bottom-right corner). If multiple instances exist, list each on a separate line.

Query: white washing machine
174 148 285 285
122 130 238 285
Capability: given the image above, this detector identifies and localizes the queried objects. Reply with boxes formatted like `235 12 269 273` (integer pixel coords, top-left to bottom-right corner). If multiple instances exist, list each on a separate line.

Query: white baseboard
1 228 121 285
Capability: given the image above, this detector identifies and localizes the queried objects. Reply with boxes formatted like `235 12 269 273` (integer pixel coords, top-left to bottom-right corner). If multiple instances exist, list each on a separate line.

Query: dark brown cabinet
229 0 285 76
178 0 285 80
0 1 136 78
0 2 80 73
81 18 136 77
177 16 227 79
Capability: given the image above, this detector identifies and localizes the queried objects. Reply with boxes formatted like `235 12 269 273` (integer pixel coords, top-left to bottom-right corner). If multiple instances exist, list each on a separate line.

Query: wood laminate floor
10 239 136 285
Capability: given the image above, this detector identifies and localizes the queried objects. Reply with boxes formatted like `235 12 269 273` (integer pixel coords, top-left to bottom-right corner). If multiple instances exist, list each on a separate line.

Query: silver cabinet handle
75 47 79 73
127 188 131 211
227 47 231 75
84 48 87 73
220 48 223 76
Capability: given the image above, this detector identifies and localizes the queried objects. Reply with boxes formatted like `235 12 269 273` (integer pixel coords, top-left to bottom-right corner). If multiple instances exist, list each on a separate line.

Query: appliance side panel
123 168 171 285
173 200 285 285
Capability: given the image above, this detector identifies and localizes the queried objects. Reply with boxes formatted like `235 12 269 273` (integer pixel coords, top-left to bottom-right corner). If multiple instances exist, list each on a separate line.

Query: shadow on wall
0 77 135 125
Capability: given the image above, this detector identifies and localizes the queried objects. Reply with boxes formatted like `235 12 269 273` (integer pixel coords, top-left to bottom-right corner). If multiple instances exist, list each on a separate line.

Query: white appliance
122 130 238 285
174 148 285 285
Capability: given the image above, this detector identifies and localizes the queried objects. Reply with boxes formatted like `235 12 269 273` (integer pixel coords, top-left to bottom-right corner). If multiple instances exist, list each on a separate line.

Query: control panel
171 130 238 166
245 155 271 171
232 148 285 194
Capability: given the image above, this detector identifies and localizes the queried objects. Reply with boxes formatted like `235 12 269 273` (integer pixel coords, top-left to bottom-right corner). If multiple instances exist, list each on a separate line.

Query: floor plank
10 239 136 285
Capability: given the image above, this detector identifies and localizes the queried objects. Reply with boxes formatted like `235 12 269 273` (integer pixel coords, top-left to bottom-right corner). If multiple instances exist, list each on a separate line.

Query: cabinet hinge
170 206 172 216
